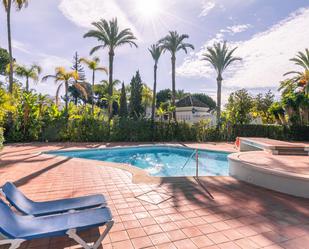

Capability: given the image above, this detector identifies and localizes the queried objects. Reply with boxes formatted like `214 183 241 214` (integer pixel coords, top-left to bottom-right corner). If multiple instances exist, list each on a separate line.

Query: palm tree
2 0 29 93
83 18 138 120
14 64 41 92
79 57 108 113
142 83 153 113
159 31 194 120
42 67 79 115
148 44 162 122
284 49 309 95
202 41 241 127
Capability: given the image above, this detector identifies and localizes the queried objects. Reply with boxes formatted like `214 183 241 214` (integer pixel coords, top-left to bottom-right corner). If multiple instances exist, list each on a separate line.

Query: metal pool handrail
182 149 197 170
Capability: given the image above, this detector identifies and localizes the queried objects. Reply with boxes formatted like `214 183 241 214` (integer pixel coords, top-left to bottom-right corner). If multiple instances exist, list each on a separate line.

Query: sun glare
134 0 162 19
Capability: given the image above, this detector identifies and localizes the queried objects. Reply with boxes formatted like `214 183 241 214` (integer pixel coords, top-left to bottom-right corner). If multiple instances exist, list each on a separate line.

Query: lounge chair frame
0 220 114 249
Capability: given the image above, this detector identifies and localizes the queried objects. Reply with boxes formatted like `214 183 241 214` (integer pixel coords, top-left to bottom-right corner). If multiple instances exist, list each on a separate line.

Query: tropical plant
283 49 309 95
142 84 153 112
42 67 79 115
14 63 41 92
159 31 194 120
2 0 29 93
148 44 162 122
0 47 10 75
202 41 241 127
80 57 108 113
156 105 167 122
84 18 138 120
68 82 91 105
269 102 286 125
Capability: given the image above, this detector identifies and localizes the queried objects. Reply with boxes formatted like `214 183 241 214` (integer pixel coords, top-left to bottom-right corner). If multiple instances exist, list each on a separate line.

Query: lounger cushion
2 182 106 216
0 200 112 240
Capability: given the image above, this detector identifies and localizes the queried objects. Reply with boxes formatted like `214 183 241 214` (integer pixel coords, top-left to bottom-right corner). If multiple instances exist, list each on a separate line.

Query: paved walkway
0 143 308 249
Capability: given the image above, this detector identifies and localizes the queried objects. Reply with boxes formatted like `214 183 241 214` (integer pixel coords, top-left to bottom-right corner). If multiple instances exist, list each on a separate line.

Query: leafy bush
0 127 4 149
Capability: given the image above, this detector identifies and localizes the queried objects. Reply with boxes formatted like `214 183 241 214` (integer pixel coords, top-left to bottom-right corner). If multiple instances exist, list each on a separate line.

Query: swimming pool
47 146 229 177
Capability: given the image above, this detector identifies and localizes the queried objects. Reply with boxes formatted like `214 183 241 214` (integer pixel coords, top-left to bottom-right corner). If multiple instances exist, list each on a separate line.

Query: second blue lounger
0 182 106 216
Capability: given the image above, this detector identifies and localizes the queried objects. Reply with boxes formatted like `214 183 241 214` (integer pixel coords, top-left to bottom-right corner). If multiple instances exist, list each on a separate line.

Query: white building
176 95 216 126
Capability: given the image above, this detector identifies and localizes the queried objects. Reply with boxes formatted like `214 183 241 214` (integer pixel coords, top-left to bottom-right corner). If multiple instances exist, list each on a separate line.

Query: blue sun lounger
0 182 106 216
0 199 114 249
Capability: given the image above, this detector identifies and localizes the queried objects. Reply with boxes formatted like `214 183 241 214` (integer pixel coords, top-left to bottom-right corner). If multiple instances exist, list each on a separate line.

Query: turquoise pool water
47 146 229 177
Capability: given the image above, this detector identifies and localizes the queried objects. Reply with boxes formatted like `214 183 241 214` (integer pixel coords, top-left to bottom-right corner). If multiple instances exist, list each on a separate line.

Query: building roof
176 95 209 108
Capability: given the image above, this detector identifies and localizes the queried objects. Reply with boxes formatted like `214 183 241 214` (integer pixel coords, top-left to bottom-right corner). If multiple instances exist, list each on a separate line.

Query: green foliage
252 90 275 124
194 119 219 142
228 124 309 141
192 93 216 110
130 71 144 119
224 89 253 125
0 47 10 75
269 102 286 125
156 89 171 107
0 127 4 149
119 83 128 118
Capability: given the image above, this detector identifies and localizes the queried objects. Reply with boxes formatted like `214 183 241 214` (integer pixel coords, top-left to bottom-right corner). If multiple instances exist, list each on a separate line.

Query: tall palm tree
148 44 162 122
202 41 241 127
2 0 29 93
42 67 79 115
79 57 108 113
14 64 41 92
159 31 194 120
83 18 138 120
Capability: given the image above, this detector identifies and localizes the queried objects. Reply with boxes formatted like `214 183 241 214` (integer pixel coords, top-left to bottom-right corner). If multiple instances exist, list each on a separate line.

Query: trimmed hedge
4 118 309 143
229 124 309 141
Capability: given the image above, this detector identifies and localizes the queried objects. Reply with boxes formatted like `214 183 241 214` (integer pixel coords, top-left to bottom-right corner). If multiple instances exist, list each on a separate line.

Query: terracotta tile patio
0 143 308 249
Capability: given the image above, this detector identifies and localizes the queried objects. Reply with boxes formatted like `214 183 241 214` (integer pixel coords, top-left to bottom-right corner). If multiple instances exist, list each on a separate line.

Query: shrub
0 127 4 149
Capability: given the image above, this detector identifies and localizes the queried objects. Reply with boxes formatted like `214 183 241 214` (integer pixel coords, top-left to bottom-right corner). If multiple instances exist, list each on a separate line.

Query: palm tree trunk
65 80 69 117
6 0 14 93
108 50 114 121
151 64 157 122
171 54 176 121
26 76 29 92
216 75 222 128
91 69 95 114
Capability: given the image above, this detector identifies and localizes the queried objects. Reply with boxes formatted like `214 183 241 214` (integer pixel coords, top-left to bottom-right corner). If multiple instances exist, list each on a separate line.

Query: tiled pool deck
0 143 308 249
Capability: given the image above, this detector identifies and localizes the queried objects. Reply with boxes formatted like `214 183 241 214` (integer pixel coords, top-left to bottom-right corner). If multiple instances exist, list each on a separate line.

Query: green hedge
4 118 309 143
228 124 309 141
0 127 4 149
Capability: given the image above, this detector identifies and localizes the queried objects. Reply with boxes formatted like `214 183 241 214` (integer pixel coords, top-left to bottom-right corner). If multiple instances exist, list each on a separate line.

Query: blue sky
0 0 309 104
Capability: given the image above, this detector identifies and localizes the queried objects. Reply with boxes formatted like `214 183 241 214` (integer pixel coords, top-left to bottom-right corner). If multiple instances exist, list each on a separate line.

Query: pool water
47 146 229 177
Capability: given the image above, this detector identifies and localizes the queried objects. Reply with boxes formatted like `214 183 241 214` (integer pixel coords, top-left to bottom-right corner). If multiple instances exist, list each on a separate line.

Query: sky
0 0 309 105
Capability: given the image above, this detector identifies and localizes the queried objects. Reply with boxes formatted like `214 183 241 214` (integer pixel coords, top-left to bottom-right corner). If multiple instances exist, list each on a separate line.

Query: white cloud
199 1 216 17
29 54 71 95
177 7 309 89
221 24 252 35
12 40 30 54
58 0 139 36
